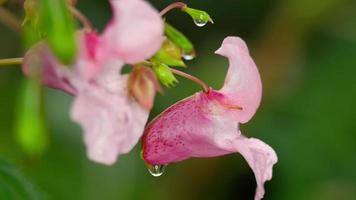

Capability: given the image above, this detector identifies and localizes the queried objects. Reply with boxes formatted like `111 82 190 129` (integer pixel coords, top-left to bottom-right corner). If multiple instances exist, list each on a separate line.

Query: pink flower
142 37 277 200
23 0 164 165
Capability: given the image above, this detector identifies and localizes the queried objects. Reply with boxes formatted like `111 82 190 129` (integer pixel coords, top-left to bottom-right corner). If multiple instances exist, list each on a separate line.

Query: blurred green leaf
0 159 43 200
39 0 77 64
15 78 48 158
152 39 186 67
152 63 178 87
182 7 214 27
164 23 195 57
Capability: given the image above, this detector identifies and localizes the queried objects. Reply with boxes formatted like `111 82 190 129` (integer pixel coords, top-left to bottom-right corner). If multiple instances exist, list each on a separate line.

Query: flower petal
22 32 105 95
71 76 149 165
225 134 278 200
142 90 277 199
102 0 164 64
215 37 262 123
22 43 77 95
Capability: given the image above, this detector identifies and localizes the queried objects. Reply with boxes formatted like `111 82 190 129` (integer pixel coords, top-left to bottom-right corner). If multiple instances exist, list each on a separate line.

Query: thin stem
0 57 23 66
160 2 187 16
0 6 21 32
170 68 209 92
69 6 94 32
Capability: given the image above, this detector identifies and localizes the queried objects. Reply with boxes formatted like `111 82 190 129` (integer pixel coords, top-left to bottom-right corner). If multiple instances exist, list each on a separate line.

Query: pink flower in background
142 37 277 200
23 0 164 165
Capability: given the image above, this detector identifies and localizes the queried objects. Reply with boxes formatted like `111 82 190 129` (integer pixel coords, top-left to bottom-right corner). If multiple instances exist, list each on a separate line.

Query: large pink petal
71 76 149 165
101 0 164 64
215 37 262 123
142 90 277 199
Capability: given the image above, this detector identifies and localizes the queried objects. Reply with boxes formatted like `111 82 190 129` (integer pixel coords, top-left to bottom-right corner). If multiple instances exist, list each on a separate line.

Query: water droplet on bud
182 51 196 60
193 18 207 27
147 164 167 177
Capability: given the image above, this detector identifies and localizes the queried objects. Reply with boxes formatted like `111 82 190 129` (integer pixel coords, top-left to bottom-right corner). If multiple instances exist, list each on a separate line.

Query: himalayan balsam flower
142 37 278 200
23 0 164 165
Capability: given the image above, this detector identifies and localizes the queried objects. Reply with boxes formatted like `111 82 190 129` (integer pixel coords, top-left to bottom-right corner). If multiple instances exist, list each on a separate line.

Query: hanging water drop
147 164 167 177
182 51 196 60
193 18 207 27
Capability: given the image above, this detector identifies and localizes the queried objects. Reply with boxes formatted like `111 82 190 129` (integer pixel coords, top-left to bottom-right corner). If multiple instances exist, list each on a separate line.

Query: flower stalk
0 57 23 66
170 68 209 92
69 6 94 32
160 2 187 16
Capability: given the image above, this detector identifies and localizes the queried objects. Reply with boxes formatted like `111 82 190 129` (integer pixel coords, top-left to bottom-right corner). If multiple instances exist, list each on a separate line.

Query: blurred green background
1 0 356 199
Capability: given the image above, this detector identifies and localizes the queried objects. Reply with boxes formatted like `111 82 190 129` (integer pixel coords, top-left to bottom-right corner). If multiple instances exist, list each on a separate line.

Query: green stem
0 57 23 66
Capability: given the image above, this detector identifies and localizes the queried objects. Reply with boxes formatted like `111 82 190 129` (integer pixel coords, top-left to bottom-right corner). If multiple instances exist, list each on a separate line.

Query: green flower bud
164 23 195 59
15 78 48 158
152 63 178 87
182 7 214 27
152 39 186 67
23 0 43 47
39 0 77 64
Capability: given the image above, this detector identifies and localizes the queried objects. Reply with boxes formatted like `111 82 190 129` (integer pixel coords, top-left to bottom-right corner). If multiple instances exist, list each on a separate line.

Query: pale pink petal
102 0 164 64
22 43 77 95
142 90 277 199
215 37 262 123
71 76 149 165
75 32 105 81
224 134 277 200
22 32 105 95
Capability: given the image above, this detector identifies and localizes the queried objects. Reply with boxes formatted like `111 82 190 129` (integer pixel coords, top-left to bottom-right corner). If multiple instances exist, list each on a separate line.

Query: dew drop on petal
147 164 167 177
193 18 207 27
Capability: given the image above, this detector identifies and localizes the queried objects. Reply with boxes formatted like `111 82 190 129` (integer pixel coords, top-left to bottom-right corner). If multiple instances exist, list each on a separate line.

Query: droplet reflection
147 164 167 177
193 18 207 27
182 51 196 60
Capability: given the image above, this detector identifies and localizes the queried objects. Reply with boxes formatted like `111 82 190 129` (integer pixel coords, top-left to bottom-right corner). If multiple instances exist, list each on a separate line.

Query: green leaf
182 7 214 27
15 78 48 158
152 63 178 87
164 23 195 57
152 39 186 67
0 159 43 200
39 0 77 64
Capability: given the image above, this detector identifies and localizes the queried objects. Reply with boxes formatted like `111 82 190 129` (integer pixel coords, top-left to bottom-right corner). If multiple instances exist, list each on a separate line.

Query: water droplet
193 18 207 27
182 51 196 60
147 164 167 177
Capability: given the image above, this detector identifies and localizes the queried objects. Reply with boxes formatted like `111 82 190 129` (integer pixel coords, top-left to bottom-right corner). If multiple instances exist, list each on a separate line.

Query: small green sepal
152 63 178 87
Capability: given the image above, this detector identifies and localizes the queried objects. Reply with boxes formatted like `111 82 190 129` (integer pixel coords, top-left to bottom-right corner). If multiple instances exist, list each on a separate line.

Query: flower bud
39 0 77 64
152 63 178 88
15 78 48 157
164 23 195 60
128 66 161 110
182 7 214 27
152 39 186 67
